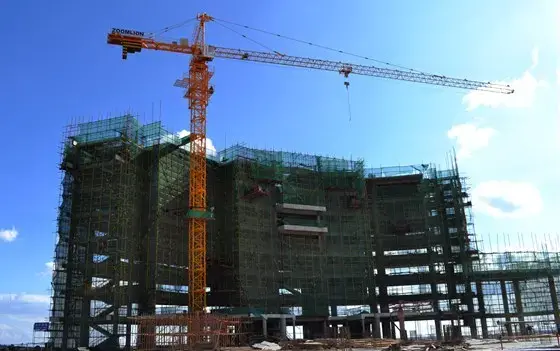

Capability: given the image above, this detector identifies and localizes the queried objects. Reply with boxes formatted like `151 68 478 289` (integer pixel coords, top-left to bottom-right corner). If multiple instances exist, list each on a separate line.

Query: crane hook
344 81 352 122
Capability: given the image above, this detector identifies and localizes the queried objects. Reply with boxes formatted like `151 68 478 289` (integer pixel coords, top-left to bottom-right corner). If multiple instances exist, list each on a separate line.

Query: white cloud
447 123 496 159
176 130 217 157
472 180 543 218
530 47 539 70
463 72 544 111
0 227 18 242
0 323 30 345
38 261 55 278
0 294 50 304
0 294 50 344
462 47 547 111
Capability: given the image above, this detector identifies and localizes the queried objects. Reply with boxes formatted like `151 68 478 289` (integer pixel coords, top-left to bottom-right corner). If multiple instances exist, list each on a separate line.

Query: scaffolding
133 313 247 350
466 250 560 338
50 115 560 348
214 145 372 316
361 151 485 340
50 115 201 349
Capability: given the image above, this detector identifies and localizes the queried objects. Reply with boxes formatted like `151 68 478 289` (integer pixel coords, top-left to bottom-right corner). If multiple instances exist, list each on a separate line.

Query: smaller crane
107 14 514 314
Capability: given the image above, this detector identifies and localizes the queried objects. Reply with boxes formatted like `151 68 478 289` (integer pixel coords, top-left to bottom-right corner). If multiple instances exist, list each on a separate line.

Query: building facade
50 115 560 349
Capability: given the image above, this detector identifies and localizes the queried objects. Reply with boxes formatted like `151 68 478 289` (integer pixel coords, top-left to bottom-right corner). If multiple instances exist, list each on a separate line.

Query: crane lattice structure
107 13 514 314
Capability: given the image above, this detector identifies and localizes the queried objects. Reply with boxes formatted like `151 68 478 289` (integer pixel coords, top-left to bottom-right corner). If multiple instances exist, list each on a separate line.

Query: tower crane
107 13 514 314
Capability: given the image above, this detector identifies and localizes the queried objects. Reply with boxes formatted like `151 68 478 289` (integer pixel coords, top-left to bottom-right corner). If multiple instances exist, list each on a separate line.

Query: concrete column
398 307 407 341
292 317 296 340
361 317 366 338
380 302 391 339
262 317 268 338
465 282 477 338
548 275 560 331
374 314 381 338
476 281 489 338
500 280 513 336
512 280 526 334
280 317 287 339
435 311 443 341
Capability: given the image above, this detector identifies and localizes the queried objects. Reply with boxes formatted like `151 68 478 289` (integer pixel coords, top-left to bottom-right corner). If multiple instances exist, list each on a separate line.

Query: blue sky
0 0 559 344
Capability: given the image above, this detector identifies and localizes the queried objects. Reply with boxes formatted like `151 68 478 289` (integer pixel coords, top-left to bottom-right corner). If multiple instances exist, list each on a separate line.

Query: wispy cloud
0 293 50 344
0 227 18 242
0 323 30 346
447 123 496 159
38 262 55 278
0 294 50 304
530 47 539 70
462 47 547 111
472 180 543 218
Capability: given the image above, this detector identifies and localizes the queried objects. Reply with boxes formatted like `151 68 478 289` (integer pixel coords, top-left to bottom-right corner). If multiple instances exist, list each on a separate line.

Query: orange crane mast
107 13 514 314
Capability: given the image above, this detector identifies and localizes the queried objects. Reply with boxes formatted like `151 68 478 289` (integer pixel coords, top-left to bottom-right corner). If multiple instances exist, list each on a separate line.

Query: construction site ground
223 337 560 351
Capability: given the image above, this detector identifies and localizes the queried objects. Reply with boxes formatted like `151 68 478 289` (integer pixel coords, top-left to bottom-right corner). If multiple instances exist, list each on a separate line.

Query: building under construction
49 115 560 350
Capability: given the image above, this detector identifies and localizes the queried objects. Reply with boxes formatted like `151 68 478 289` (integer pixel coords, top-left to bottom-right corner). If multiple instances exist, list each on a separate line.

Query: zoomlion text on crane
112 28 145 37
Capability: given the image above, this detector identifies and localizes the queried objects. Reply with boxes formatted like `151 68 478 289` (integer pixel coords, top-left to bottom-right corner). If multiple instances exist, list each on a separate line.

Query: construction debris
252 341 282 351
279 338 401 350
